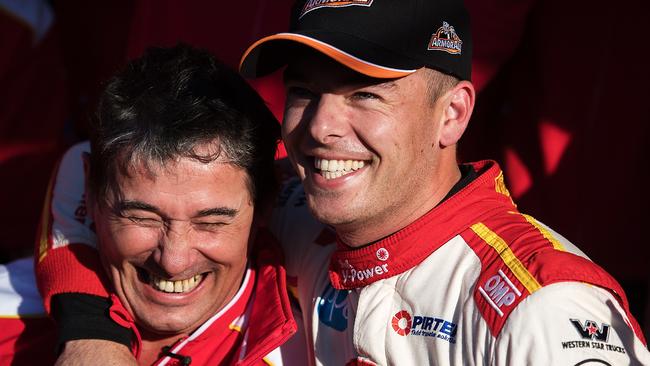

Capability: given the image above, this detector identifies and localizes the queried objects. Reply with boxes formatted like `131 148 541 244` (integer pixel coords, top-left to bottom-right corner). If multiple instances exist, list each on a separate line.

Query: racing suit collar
328 160 516 290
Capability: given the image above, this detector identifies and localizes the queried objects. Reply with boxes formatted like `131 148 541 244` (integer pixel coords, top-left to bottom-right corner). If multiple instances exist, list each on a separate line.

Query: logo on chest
478 269 522 316
338 248 391 285
391 310 457 343
317 283 350 331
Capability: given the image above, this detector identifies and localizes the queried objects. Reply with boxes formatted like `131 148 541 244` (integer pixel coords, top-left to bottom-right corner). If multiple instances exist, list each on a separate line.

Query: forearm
56 340 136 366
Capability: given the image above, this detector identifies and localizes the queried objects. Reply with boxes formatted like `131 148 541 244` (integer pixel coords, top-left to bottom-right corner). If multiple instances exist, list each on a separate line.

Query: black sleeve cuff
51 293 133 353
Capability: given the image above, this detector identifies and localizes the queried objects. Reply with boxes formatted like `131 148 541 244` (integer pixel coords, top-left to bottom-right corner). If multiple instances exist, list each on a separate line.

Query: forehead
283 48 431 94
110 156 252 211
284 49 388 86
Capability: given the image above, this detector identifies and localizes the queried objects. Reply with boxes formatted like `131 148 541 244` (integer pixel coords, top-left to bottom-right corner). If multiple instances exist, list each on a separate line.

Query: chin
138 312 197 336
308 205 354 228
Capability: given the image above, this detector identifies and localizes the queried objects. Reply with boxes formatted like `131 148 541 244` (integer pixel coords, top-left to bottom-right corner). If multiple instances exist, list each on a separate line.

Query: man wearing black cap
240 1 649 365
34 0 650 365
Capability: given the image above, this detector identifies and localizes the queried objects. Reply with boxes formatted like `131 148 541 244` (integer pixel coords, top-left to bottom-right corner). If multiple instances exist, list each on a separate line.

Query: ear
439 80 475 147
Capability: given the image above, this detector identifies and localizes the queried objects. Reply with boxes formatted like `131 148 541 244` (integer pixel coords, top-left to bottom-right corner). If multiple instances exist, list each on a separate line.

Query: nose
307 94 348 145
157 222 194 277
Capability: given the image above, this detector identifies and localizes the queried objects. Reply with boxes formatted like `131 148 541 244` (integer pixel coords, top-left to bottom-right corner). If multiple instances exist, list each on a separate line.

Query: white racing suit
271 160 650 365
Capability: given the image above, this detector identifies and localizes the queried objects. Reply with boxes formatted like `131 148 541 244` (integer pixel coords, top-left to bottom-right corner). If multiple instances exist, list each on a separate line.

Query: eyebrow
115 200 238 218
195 207 238 218
369 80 397 90
116 200 161 216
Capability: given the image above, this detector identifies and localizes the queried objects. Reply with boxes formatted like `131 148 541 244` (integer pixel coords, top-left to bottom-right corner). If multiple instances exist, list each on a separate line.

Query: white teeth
320 159 329 171
329 160 338 171
150 273 203 293
164 281 174 292
314 158 367 180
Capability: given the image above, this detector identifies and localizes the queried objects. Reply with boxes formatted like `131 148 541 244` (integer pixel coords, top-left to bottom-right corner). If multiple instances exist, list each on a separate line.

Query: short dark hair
424 68 459 103
88 44 280 207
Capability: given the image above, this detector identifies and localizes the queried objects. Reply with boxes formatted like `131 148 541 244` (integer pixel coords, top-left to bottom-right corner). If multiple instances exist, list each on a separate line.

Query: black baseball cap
240 0 472 80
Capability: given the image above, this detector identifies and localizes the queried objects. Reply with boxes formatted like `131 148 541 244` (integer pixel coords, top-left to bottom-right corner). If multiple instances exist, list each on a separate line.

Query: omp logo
478 269 522 316
317 284 350 331
570 319 610 342
391 310 412 336
428 21 463 54
376 247 389 261
300 0 374 18
339 259 389 284
391 310 457 343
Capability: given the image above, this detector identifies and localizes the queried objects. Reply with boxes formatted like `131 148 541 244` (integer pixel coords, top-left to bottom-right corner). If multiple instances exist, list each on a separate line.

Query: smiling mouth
151 273 204 293
314 158 367 180
138 268 205 294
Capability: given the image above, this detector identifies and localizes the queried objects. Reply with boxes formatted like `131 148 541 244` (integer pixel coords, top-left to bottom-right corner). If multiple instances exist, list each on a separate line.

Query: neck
139 334 188 365
337 157 461 248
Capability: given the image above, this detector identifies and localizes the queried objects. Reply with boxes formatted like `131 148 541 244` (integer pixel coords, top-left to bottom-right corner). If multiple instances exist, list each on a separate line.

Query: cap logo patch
428 21 463 55
300 0 374 18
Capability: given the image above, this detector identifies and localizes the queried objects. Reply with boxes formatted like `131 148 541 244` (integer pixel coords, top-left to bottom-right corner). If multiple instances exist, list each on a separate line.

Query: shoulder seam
470 222 541 294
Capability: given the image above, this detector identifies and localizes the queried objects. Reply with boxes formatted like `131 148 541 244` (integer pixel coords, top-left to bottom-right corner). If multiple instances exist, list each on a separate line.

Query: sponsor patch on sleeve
560 318 627 355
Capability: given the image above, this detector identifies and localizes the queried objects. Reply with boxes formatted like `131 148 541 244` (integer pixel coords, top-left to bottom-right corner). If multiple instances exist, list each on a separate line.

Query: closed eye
194 221 228 231
126 216 162 227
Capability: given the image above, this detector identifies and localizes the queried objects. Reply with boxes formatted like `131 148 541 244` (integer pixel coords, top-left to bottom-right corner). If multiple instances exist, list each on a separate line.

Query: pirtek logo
478 269 522 317
300 0 374 18
391 310 457 343
570 319 610 342
391 310 412 336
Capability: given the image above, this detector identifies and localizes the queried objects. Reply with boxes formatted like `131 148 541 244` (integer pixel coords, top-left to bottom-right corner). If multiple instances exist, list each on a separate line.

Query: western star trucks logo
570 319 610 342
560 319 625 355
428 21 463 54
300 0 374 18
391 310 457 343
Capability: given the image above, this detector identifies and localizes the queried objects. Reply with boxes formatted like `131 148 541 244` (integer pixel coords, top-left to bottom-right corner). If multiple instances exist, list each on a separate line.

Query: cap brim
240 32 417 79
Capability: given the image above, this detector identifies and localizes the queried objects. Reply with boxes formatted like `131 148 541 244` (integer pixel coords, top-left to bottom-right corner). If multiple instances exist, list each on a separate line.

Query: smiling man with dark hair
0 44 307 365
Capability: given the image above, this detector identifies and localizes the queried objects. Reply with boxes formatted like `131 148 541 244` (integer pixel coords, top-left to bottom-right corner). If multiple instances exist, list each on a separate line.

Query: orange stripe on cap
240 33 416 79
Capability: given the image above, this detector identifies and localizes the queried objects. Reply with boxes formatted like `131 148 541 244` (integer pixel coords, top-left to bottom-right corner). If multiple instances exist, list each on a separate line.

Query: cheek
355 116 401 153
226 222 253 258
98 223 160 260
281 121 298 147
281 105 308 139
199 215 254 266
